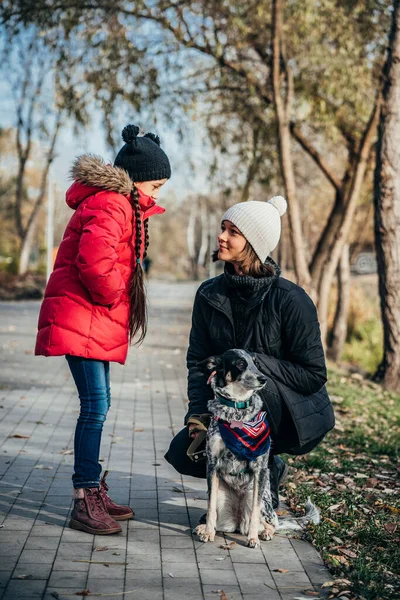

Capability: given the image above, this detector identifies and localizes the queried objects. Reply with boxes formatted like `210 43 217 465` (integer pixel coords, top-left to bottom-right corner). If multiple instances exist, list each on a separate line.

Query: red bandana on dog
217 411 271 462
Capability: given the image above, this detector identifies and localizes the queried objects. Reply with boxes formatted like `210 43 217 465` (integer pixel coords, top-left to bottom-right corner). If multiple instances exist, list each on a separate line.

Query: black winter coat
185 273 335 455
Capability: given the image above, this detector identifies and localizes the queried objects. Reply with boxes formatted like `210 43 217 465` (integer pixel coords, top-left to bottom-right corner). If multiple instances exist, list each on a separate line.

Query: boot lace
87 488 107 516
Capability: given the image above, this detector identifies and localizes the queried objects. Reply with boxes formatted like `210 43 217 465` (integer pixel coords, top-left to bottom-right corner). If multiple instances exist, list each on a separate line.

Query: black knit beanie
114 124 171 182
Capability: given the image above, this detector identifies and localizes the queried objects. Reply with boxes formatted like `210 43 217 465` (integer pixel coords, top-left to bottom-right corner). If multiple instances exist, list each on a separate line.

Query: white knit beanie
221 196 287 263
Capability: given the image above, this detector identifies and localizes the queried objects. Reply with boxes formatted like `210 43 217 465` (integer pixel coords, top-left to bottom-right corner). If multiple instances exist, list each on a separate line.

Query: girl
166 196 334 512
35 124 171 535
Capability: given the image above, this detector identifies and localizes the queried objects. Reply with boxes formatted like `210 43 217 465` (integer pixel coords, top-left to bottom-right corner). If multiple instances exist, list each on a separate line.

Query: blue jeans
66 355 110 489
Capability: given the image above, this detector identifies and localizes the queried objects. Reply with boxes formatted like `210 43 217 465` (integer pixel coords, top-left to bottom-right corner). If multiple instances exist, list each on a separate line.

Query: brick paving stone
0 284 333 599
162 561 199 578
199 568 239 586
47 570 88 588
1 579 47 599
234 563 277 595
163 576 203 600
12 563 53 580
203 584 243 600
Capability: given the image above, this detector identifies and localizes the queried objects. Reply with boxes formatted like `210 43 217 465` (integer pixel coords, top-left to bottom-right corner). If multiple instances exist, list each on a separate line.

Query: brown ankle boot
69 487 122 535
100 471 134 521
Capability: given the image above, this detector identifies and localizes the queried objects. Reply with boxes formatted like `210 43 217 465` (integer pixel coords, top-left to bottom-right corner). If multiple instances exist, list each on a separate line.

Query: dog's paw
194 523 215 542
246 537 260 548
259 523 275 541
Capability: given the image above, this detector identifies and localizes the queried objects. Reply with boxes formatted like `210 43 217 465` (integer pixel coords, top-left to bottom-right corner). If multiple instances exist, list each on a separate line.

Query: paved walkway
0 281 331 600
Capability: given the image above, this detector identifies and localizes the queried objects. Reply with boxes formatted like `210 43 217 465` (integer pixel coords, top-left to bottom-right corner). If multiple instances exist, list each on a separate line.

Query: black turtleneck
223 258 280 348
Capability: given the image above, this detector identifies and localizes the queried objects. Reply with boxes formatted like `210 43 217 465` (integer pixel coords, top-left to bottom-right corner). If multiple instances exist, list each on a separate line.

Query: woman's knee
165 428 206 478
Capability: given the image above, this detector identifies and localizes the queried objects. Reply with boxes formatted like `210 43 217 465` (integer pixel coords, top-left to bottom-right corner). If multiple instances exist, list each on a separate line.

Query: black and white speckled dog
194 349 277 548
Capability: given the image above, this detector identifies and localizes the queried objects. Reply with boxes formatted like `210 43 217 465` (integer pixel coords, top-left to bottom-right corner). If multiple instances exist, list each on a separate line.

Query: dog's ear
197 356 220 373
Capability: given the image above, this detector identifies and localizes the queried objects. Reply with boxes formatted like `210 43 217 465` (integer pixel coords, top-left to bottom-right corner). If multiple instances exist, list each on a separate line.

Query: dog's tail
276 498 320 532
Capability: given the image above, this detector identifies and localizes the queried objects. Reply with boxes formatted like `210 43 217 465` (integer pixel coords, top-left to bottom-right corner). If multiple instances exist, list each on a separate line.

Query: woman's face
218 220 247 263
135 178 168 200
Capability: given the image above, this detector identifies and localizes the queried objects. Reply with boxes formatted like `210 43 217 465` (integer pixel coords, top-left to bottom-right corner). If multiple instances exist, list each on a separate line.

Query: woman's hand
188 424 201 439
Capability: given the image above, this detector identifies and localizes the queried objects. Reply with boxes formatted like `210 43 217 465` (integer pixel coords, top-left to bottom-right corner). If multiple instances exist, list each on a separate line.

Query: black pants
165 427 276 478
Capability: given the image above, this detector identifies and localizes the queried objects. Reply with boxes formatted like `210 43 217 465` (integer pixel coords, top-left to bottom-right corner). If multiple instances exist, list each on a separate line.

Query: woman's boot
99 471 134 521
69 487 122 534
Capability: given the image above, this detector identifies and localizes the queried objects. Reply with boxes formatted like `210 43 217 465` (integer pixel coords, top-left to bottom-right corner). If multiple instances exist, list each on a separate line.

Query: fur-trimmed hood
66 154 133 209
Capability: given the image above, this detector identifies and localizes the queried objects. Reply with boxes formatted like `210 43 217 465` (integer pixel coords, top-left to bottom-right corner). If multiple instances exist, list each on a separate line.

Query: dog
193 349 277 548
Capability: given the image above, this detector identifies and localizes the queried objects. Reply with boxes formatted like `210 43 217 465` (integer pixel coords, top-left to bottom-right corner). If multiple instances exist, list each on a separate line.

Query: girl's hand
188 424 200 439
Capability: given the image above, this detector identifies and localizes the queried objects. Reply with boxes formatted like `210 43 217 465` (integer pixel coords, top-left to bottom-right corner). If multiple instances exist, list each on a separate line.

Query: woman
35 124 171 535
166 196 334 511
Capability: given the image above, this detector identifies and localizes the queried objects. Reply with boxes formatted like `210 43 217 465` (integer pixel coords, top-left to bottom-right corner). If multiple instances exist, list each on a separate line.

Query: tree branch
290 122 342 192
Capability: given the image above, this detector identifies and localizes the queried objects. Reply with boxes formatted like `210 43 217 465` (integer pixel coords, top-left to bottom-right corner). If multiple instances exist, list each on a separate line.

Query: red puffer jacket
35 155 165 364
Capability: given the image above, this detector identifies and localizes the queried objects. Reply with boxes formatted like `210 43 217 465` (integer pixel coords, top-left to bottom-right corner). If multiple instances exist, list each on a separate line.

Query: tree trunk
18 217 39 275
271 0 311 292
16 116 61 275
373 0 400 391
187 200 199 280
327 244 351 362
317 97 381 342
309 178 349 289
241 127 262 203
197 201 208 268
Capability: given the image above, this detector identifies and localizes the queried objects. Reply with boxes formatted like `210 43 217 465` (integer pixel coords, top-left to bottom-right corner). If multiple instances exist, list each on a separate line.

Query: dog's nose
258 374 268 384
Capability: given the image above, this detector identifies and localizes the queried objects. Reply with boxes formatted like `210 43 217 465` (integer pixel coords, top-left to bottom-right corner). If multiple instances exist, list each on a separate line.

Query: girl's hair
128 186 150 344
212 242 274 278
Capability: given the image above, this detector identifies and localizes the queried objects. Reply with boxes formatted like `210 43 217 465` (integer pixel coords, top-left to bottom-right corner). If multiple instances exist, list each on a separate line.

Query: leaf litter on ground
283 369 400 600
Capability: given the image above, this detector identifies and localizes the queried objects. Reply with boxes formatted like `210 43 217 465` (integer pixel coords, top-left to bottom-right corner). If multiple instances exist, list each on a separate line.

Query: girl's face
218 220 247 263
135 178 168 200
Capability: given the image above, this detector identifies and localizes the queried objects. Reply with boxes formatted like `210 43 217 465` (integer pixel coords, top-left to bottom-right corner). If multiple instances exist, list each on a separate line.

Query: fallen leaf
168 573 174 577
215 557 225 561
384 522 397 534
321 581 335 588
383 504 400 514
75 591 92 597
273 568 289 573
328 554 349 566
94 546 109 552
134 428 144 432
220 592 228 600
112 552 121 556
8 434 30 439
303 592 321 597
323 517 339 527
152 463 161 466
328 503 342 512
338 548 357 559
219 542 236 550
332 536 344 545
60 449 74 455
17 574 34 579
366 477 379 488
33 464 53 470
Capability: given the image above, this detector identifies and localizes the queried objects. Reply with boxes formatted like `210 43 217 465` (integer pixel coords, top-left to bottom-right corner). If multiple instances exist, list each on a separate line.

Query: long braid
128 187 148 344
143 220 150 258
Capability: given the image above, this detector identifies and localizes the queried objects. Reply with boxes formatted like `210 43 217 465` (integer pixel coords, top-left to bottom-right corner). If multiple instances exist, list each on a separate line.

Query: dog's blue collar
216 394 252 409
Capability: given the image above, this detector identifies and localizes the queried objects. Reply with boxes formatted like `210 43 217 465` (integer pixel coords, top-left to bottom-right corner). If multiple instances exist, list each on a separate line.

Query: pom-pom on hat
221 196 287 263
114 124 171 182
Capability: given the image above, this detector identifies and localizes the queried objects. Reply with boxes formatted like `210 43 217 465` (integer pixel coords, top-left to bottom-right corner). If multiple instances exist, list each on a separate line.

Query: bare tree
327 244 351 362
373 0 400 392
4 32 63 274
271 0 311 290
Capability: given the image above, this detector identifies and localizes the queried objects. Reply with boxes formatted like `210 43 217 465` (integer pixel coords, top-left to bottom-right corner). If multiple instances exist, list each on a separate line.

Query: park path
0 281 331 600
